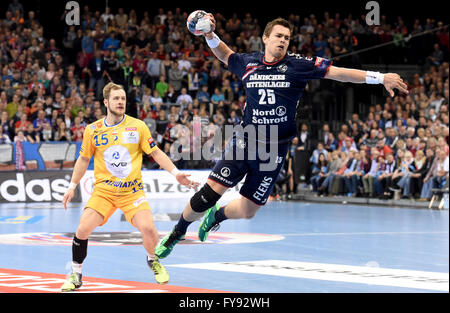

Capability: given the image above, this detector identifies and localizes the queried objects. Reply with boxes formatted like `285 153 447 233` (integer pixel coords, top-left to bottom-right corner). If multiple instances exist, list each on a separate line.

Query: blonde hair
103 82 125 100
415 150 424 158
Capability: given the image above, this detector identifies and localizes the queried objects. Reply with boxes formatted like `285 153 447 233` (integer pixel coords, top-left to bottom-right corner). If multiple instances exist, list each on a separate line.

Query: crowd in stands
0 1 448 201
308 60 449 201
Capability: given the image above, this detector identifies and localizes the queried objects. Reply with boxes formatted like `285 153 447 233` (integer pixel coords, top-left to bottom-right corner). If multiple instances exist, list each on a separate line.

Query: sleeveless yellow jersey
79 114 157 195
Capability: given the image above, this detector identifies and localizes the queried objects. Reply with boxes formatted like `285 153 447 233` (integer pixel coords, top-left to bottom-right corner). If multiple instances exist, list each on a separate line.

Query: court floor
0 199 448 293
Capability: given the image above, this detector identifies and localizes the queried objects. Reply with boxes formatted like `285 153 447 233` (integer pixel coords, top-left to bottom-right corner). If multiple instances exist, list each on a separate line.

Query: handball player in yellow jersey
60 82 199 291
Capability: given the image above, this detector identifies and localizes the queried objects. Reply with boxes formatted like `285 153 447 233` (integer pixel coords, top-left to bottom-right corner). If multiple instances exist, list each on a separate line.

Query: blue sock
174 214 192 234
214 206 228 223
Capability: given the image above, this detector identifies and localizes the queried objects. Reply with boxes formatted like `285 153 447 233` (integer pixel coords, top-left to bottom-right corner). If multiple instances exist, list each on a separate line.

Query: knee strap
190 183 222 213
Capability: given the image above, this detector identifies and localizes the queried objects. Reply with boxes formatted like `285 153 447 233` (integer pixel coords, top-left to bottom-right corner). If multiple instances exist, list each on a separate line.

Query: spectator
146 53 162 90
317 150 342 196
310 141 329 166
398 149 427 199
362 149 380 197
389 150 416 197
14 129 27 144
341 136 358 153
71 116 85 142
343 151 361 197
298 123 310 150
196 84 211 104
0 125 11 144
168 60 183 92
155 109 169 138
54 121 71 142
376 138 394 157
24 123 39 144
227 109 241 126
155 75 168 99
211 87 225 106
103 31 119 52
41 122 53 142
427 43 444 66
419 149 449 200
311 152 328 193
85 50 106 99
150 90 164 107
176 87 193 108
5 94 20 120
377 153 397 199
32 109 50 137
248 30 263 52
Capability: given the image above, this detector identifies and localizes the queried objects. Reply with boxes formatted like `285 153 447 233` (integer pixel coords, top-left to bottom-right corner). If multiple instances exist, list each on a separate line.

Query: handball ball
187 10 212 36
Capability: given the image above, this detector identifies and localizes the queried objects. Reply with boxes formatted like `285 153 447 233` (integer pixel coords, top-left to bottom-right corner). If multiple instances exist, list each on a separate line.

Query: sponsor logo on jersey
253 176 273 202
277 64 288 73
122 131 139 144
104 145 132 179
251 107 288 124
220 167 231 177
133 196 147 207
148 137 156 148
245 73 291 88
103 179 139 188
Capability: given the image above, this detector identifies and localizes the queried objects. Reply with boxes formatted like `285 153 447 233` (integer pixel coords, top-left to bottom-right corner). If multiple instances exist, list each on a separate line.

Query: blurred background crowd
0 0 448 201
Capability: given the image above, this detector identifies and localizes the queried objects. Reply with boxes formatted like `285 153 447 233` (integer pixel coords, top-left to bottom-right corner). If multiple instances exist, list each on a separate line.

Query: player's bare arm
203 14 234 66
149 147 200 189
325 65 409 97
62 155 90 209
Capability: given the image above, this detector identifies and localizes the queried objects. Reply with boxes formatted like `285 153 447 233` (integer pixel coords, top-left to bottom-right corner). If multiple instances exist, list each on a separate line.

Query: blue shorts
208 135 288 205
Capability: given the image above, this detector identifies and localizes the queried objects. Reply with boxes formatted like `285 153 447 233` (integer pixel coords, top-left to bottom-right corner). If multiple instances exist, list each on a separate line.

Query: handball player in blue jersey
155 14 408 258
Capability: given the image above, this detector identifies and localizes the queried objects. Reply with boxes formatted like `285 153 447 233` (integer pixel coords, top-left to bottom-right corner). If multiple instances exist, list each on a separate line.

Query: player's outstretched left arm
325 65 409 97
149 147 200 190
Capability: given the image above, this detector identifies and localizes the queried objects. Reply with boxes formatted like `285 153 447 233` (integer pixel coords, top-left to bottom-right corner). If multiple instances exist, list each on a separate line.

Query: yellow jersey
80 114 157 195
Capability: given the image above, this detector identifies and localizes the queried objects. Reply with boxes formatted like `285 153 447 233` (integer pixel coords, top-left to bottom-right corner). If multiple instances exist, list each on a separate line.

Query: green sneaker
147 257 169 285
61 272 82 292
198 203 221 242
155 228 185 259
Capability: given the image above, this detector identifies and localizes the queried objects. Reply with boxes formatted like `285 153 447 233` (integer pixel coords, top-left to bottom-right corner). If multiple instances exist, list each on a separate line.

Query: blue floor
0 200 448 293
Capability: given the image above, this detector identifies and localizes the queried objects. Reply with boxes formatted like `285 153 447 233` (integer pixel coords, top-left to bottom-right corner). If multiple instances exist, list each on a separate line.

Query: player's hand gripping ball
187 10 212 36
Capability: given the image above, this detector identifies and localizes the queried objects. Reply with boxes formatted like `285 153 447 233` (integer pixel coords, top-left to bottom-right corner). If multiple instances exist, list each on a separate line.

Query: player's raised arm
194 13 234 66
325 65 409 97
187 11 234 65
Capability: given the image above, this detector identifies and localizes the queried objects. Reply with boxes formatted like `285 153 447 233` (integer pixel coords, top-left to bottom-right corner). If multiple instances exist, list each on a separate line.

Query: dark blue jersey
227 51 332 143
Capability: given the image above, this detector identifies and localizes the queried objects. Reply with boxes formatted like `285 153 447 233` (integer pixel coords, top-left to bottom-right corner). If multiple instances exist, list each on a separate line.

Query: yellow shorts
85 189 150 226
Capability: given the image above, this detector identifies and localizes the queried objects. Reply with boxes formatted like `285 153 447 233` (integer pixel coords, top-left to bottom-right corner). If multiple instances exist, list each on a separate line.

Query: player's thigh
120 191 153 228
208 158 249 192
238 196 262 219
84 190 116 226
206 178 230 194
131 209 158 237
76 207 105 239
239 149 288 206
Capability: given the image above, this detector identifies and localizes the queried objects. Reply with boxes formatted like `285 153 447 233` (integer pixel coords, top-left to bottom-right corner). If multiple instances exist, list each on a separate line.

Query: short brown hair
103 82 125 100
263 18 293 38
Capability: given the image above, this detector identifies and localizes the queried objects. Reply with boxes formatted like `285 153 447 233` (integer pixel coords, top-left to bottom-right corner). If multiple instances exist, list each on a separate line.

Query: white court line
169 260 449 292
279 231 449 236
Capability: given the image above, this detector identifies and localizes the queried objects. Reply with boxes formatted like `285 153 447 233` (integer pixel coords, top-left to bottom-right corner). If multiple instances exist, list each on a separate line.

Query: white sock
72 262 82 274
147 254 156 262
